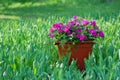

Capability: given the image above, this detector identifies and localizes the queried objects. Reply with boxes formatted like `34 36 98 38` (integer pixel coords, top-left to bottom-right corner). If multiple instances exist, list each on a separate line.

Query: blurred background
0 0 120 19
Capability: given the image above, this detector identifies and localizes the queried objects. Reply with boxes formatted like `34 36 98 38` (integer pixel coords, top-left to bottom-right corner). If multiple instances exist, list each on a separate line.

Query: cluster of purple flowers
49 16 104 42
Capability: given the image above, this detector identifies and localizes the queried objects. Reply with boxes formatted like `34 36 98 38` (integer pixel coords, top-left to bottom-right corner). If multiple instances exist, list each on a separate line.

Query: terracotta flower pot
55 40 95 71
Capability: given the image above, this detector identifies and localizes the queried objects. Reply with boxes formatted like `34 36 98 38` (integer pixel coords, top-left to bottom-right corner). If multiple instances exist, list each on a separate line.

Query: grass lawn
0 0 120 19
0 0 120 79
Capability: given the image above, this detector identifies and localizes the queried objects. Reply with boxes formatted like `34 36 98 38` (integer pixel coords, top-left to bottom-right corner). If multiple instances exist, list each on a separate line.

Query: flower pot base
56 41 95 71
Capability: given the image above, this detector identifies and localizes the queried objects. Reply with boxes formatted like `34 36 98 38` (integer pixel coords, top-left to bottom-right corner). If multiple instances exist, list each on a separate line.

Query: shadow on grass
0 0 120 19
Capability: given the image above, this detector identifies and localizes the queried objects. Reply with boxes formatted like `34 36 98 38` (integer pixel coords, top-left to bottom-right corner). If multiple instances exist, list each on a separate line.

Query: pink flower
90 21 97 27
58 28 63 33
53 22 64 33
67 31 72 36
50 27 56 33
68 20 76 26
53 23 64 28
77 34 87 41
99 30 104 38
49 16 104 42
73 16 78 19
75 20 80 26
49 33 55 38
64 26 70 32
89 29 98 37
82 19 89 25
77 29 82 33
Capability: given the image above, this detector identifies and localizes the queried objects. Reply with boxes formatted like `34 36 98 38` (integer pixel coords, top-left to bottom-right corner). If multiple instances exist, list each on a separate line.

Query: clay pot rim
55 40 95 45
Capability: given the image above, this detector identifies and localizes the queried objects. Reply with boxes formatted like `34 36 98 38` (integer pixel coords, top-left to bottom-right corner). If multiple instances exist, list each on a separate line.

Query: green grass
0 0 120 80
0 0 120 19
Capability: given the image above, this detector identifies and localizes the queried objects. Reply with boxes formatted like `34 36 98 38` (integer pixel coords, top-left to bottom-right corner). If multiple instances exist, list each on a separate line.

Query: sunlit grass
0 0 120 19
0 0 120 79
0 15 20 19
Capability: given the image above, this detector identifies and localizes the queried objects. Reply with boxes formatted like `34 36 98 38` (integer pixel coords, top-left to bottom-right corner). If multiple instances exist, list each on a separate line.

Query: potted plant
49 16 104 71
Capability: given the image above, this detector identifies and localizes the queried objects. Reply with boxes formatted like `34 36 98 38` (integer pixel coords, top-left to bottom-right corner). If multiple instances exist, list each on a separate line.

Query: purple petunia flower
82 19 89 25
67 31 72 36
53 22 64 33
49 16 104 42
53 23 60 28
99 30 104 38
49 33 55 38
68 20 76 26
58 29 63 33
73 16 78 19
77 34 87 41
77 29 82 33
75 20 80 26
90 21 97 27
64 26 70 32
50 27 56 33
89 29 98 37
53 23 64 28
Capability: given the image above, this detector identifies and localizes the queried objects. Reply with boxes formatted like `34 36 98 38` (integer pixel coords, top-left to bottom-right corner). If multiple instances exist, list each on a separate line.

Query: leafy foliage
0 0 120 79
0 15 120 79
